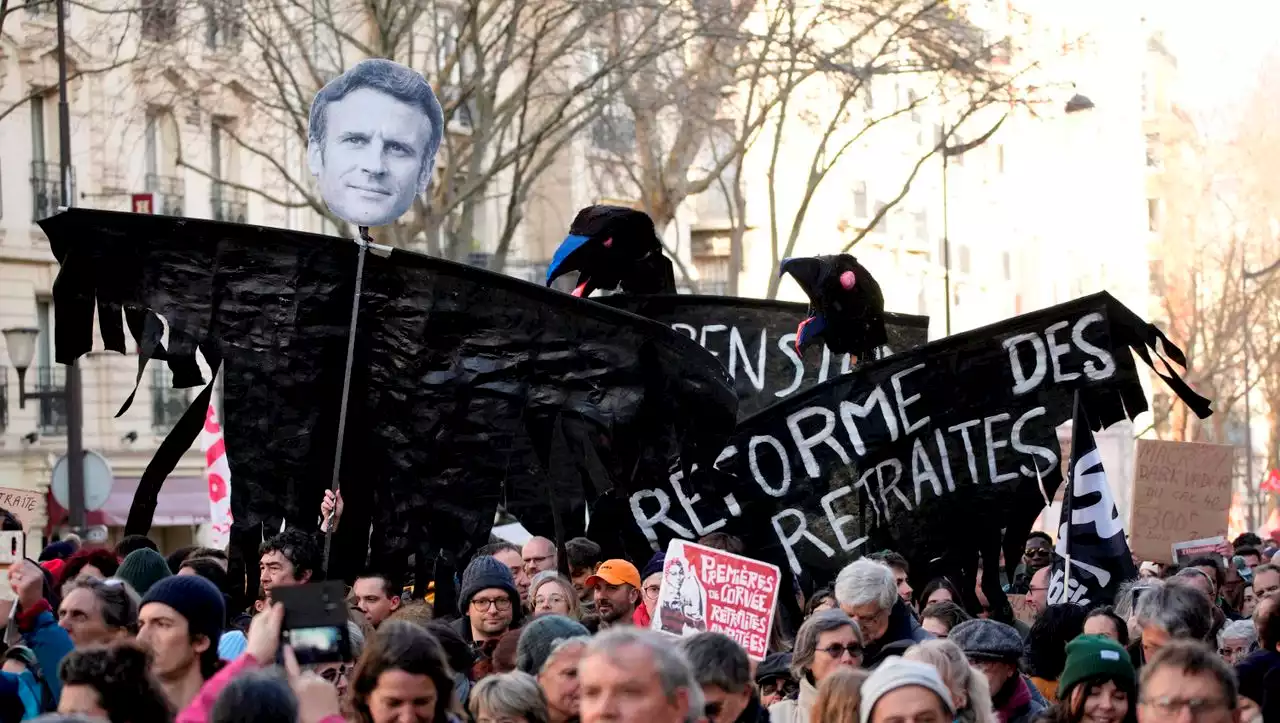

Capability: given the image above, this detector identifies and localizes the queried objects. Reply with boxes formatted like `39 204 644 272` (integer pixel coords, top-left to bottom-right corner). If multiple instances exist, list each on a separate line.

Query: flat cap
948 618 1023 663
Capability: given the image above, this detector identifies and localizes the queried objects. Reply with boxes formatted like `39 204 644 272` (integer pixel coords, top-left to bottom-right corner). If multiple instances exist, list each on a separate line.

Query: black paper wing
623 293 1211 594
40 209 738 584
595 295 929 418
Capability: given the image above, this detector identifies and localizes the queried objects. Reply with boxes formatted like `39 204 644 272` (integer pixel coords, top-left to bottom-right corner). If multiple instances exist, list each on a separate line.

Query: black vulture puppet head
779 254 887 358
546 205 676 297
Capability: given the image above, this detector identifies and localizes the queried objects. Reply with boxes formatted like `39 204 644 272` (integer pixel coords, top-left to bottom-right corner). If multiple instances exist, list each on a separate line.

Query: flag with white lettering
1048 392 1138 606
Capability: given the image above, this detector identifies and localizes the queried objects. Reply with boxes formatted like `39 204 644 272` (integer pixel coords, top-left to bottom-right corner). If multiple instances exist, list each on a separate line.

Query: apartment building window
1145 133 1160 167
26 0 69 17
907 89 920 122
141 0 178 41
871 201 887 234
34 301 66 435
586 48 636 154
205 0 243 50
996 144 1005 173
210 117 247 223
29 95 68 220
913 209 927 242
1002 250 1012 281
958 245 971 274
853 182 867 218
145 108 185 215
151 365 191 432
1147 198 1159 231
435 9 476 131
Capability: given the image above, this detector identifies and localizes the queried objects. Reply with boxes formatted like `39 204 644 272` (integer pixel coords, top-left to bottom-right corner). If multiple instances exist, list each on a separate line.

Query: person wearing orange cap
585 559 642 629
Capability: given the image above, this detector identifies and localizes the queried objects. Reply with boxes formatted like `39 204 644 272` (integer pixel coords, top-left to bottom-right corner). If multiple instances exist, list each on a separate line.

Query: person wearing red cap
586 559 642 629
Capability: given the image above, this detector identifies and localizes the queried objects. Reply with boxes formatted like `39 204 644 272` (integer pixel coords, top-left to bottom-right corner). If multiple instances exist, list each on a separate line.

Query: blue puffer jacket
0 669 43 720
17 601 73 703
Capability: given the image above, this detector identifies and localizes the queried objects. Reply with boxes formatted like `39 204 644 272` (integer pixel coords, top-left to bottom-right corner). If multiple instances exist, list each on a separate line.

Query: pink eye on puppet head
839 270 856 290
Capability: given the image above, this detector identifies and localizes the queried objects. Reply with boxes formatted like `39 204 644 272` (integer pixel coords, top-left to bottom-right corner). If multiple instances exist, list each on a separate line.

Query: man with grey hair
834 558 930 666
307 58 445 227
1133 580 1213 666
579 627 698 723
1137 640 1242 723
1216 619 1257 665
679 633 768 723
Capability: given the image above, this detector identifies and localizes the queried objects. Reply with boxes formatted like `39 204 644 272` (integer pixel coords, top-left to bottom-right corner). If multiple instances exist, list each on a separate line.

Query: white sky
1156 0 1280 116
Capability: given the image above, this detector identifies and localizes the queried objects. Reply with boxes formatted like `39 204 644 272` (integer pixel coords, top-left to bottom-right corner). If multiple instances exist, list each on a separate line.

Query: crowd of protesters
0 497 1277 723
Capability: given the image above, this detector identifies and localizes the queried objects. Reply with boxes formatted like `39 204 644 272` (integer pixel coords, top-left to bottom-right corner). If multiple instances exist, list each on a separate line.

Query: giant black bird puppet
546 205 676 296
546 207 927 419
40 209 738 603
779 254 888 359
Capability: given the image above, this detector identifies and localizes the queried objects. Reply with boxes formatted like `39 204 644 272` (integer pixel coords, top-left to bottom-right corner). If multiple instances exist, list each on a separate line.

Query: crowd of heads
0 507 1276 723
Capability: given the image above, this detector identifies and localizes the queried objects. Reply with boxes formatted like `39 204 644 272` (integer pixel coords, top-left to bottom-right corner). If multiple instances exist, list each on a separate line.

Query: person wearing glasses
1137 640 1246 723
1007 532 1055 595
529 572 581 620
523 538 559 580
451 555 524 669
769 610 863 723
834 559 931 668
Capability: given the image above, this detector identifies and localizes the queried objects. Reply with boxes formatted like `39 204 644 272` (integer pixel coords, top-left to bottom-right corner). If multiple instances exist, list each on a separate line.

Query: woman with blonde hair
905 639 997 723
529 571 581 620
809 667 867 723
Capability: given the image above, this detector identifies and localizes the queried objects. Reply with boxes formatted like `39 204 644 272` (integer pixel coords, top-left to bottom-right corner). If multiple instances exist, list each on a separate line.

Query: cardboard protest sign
1171 535 1228 566
599 295 929 419
39 209 738 591
651 540 780 660
308 59 445 228
626 293 1211 589
1130 440 1234 564
0 487 43 530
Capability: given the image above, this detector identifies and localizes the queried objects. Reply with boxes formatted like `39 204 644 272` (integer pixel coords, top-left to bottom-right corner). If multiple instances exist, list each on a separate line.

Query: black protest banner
39 209 738 590
1049 393 1138 606
597 295 929 418
624 292 1211 585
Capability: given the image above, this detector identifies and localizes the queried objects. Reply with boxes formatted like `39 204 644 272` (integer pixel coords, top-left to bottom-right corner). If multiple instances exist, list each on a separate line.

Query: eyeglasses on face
818 643 862 659
319 664 349 683
1140 696 1231 717
643 584 662 599
524 554 554 568
471 596 512 611
759 680 799 698
534 594 568 607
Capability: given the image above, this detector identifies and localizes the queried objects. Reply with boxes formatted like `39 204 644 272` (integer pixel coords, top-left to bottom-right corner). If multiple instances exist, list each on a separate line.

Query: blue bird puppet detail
546 205 676 297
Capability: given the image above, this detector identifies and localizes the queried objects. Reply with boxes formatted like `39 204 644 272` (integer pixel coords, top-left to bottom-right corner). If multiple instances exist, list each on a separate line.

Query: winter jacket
768 675 817 723
0 670 43 719
16 601 72 703
176 652 344 723
992 674 1047 723
735 694 771 723
862 599 933 667
1235 649 1280 723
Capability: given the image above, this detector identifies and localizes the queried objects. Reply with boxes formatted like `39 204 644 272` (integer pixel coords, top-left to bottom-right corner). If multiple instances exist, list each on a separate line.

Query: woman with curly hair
56 642 173 723
1023 603 1087 700
1035 635 1136 723
59 549 120 592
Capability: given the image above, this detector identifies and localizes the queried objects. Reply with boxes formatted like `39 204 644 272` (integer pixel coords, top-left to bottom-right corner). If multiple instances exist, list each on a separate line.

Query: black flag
1049 392 1138 606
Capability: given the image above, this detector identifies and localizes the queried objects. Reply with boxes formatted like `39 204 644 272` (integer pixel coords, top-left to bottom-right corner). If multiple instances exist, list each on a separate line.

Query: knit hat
458 555 520 612
949 618 1023 663
754 652 793 684
641 552 666 580
117 548 173 596
859 657 955 723
1057 635 1135 699
38 541 75 562
516 614 590 674
141 574 226 646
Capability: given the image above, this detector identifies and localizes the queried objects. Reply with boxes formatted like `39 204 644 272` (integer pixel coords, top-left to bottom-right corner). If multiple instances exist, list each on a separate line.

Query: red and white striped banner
201 403 234 549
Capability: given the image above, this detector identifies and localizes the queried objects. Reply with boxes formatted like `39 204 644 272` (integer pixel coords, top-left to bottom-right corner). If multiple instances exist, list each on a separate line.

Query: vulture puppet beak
546 233 593 297
779 256 831 354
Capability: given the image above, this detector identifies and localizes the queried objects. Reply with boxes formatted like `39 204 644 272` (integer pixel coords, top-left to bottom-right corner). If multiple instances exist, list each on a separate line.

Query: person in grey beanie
516 615 590 675
950 619 1047 723
859 657 955 723
452 555 524 649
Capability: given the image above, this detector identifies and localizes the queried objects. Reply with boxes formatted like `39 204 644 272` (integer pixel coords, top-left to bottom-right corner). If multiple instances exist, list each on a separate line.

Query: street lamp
2 325 86 531
1064 93 1096 114
2 328 40 404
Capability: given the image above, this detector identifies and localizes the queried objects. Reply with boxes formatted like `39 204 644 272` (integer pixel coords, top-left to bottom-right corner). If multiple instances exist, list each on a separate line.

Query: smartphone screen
0 532 24 566
285 625 345 665
274 582 351 665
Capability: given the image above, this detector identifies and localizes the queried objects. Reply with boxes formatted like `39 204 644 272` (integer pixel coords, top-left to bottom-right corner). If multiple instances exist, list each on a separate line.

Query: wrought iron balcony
33 365 67 436
30 161 74 221
145 173 186 216
211 183 247 223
